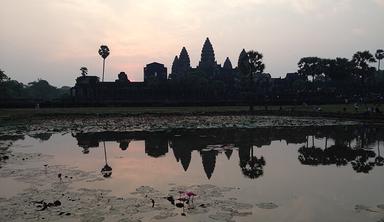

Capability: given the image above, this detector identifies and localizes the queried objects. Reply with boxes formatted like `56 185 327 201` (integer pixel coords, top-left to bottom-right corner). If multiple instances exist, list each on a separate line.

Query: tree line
0 69 70 103
234 49 384 109
293 50 383 101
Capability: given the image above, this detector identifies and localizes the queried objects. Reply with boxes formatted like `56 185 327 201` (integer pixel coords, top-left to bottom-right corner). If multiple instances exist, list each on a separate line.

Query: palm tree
351 51 376 96
375 49 384 71
80 67 88 77
238 50 265 111
98 45 110 82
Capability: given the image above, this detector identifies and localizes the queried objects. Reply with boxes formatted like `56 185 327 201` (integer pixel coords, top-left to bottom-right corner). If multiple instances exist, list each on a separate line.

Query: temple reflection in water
72 126 384 179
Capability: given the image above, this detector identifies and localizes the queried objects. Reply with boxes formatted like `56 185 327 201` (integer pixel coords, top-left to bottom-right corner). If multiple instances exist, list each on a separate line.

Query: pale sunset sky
0 0 383 87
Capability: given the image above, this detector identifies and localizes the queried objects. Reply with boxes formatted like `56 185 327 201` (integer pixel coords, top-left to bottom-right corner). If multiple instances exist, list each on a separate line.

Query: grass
0 104 382 119
0 106 248 118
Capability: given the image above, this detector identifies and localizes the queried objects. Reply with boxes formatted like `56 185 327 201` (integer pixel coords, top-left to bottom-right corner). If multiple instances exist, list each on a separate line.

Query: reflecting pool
1 125 384 221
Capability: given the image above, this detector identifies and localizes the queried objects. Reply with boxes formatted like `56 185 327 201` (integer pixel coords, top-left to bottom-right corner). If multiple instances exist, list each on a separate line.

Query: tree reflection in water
101 141 112 178
298 126 382 173
119 139 131 151
298 144 375 169
239 144 265 179
375 141 384 166
72 125 384 179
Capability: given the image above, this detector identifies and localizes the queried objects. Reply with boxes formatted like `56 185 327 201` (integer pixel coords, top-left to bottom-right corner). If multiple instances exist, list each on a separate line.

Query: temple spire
171 56 179 75
171 47 191 78
238 49 247 62
179 47 190 67
178 47 191 74
198 37 217 75
223 57 233 70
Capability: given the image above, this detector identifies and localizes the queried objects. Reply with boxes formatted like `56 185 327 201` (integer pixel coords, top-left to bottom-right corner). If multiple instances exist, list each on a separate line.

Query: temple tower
238 49 247 67
198 38 218 76
221 57 235 85
178 47 191 74
171 56 179 76
223 57 233 70
171 47 191 78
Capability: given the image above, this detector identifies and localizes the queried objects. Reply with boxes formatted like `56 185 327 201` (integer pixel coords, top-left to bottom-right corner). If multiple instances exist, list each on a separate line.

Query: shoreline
0 115 360 138
1 105 384 123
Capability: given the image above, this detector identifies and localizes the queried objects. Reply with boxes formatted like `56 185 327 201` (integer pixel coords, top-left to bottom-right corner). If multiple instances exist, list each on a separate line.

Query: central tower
198 37 218 76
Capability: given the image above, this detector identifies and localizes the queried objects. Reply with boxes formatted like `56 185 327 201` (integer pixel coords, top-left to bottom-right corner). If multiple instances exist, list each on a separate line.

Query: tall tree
0 69 24 100
80 67 88 77
324 58 353 81
0 69 10 82
297 57 323 82
238 50 265 111
98 45 110 82
375 49 384 71
351 51 376 88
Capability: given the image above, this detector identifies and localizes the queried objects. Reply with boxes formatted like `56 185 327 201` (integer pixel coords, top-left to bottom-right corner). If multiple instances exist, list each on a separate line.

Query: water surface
1 125 384 221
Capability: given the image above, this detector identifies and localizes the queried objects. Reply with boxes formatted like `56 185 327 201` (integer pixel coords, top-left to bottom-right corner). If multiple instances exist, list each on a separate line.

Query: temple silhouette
73 126 384 179
71 38 299 104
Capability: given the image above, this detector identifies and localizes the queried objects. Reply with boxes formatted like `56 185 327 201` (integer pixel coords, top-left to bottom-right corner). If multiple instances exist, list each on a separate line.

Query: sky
0 0 383 87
